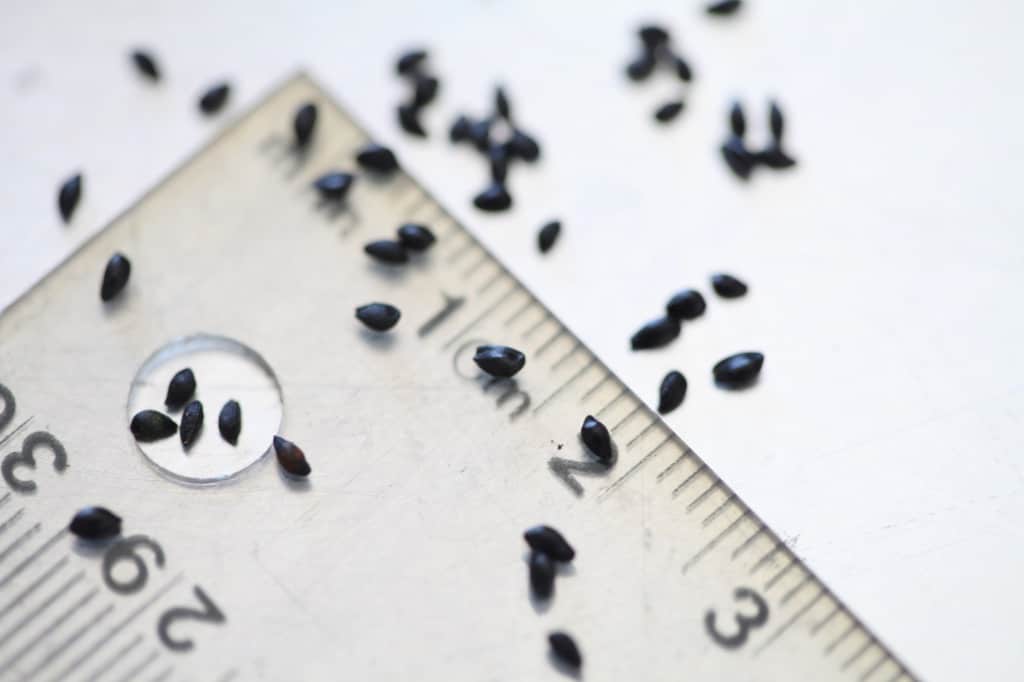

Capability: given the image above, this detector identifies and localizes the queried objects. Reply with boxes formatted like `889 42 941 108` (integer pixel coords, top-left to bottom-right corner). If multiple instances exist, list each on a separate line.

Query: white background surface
2 1 1022 679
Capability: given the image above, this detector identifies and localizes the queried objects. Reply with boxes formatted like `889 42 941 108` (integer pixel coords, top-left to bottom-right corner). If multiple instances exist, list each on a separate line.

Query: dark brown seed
274 435 311 477
69 506 121 541
130 50 159 81
720 137 754 180
130 410 177 442
218 400 241 445
506 129 540 162
707 0 743 15
198 82 230 115
494 86 512 120
449 115 473 142
364 240 409 265
473 345 526 378
397 103 427 137
524 525 576 562
355 302 401 331
674 55 693 82
100 253 131 302
713 351 764 388
626 52 657 81
356 144 399 174
165 368 197 410
666 289 706 320
729 101 746 137
396 223 436 251
473 183 513 212
537 220 561 254
488 144 509 184
180 400 204 450
529 551 555 599
395 49 428 76
313 172 355 201
756 145 797 169
711 273 748 298
630 316 681 350
548 632 582 670
658 371 687 414
638 25 670 48
655 100 685 123
580 414 613 464
412 75 439 107
293 102 317 148
768 100 785 141
58 173 82 223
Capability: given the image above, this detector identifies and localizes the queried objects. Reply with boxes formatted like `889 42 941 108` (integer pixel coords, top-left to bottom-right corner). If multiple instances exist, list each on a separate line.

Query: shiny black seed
130 50 159 81
198 82 230 115
488 144 509 184
655 100 685 123
768 100 785 141
58 173 82 223
630 316 681 350
537 220 561 254
356 144 399 174
130 410 177 442
473 183 513 212
506 129 540 162
165 368 197 410
293 102 317 147
524 525 576 562
711 273 748 298
180 400 204 450
397 103 427 137
100 253 131 302
364 239 408 264
495 86 512 120
658 371 688 415
450 115 473 142
313 172 355 201
756 145 797 169
626 52 657 81
638 25 671 48
218 400 241 445
720 136 754 180
707 0 743 15
548 632 582 670
473 345 526 378
529 551 555 599
729 101 746 137
274 435 311 477
69 506 122 541
396 49 428 76
666 289 706 320
713 351 764 388
469 119 493 151
674 55 693 82
355 302 401 331
412 75 439 107
580 414 613 464
396 223 436 251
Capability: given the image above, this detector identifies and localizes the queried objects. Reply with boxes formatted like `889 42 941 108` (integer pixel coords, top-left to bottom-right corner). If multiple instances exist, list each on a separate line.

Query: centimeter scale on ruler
0 73 918 681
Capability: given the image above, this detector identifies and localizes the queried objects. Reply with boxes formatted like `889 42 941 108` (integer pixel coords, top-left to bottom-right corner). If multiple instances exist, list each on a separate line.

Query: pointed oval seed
658 371 688 415
638 25 670 48
674 55 693 82
495 86 512 120
364 240 409 265
473 345 526 378
396 223 435 251
507 129 540 162
218 400 241 445
488 144 509 184
198 82 230 115
523 525 576 562
529 551 555 599
356 144 399 174
729 101 746 137
630 316 681 351
69 506 122 541
412 75 439 107
313 172 355 201
355 303 401 332
626 52 657 81
711 273 748 298
395 49 428 76
449 115 473 143
580 414 613 464
165 368 197 410
274 435 311 477
397 103 427 137
721 136 754 180
473 183 513 212
130 410 177 442
666 289 706 320
548 632 583 670
707 0 743 15
468 118 493 151
655 100 685 123
58 173 82 223
769 100 785 141
756 144 797 169
100 253 131 302
537 220 561 254
179 400 204 450
713 351 764 388
130 50 160 81
292 102 317 147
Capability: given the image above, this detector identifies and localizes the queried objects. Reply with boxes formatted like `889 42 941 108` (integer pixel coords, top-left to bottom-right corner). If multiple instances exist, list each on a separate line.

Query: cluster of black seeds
720 100 796 181
362 222 437 267
521 525 584 671
625 24 694 124
129 368 243 450
395 49 439 137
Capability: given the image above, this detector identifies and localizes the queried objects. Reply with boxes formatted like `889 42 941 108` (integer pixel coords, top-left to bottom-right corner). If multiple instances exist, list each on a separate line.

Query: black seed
473 345 526 378
655 100 685 123
397 103 427 137
529 551 556 599
707 0 743 15
630 316 681 350
355 302 401 332
506 129 540 162
658 371 688 415
666 289 706 320
198 82 230 115
58 173 82 223
756 145 797 169
274 435 311 477
768 100 785 141
218 400 241 445
313 172 355 201
473 183 513 212
537 220 561 254
165 368 197 410
356 143 399 174
673 55 693 82
364 239 409 265
100 252 131 302
292 102 317 148
638 24 671 48
711 273 748 298
130 410 177 442
580 414 613 464
488 144 509 184
720 136 754 180
130 50 160 81
396 223 436 251
180 400 204 450
626 52 657 81
450 115 473 143
467 118 493 151
494 86 512 120
69 506 122 541
412 75 439 107
729 101 746 137
523 525 576 562
713 351 764 388
396 49 428 76
548 632 582 670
